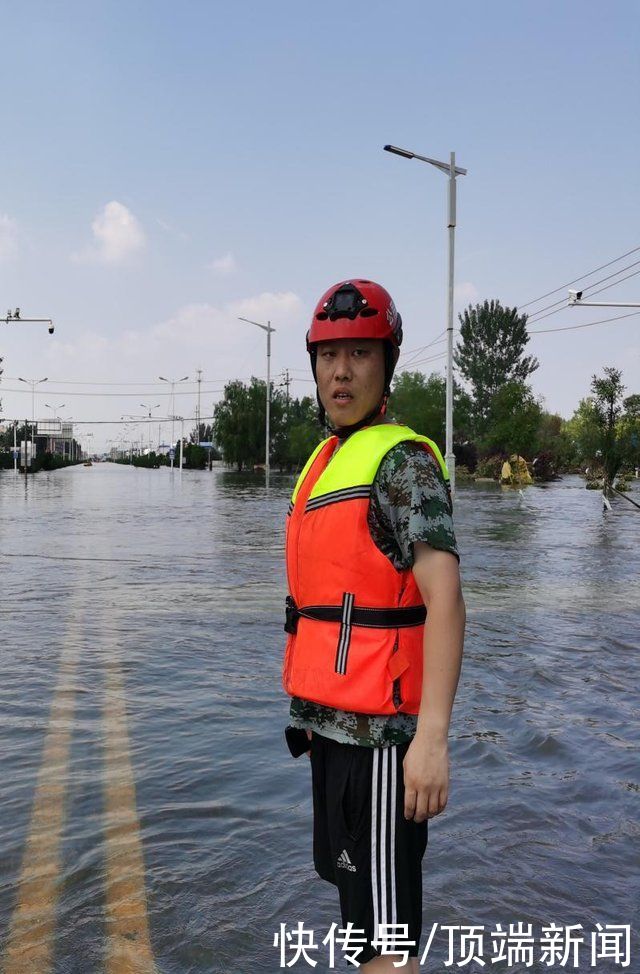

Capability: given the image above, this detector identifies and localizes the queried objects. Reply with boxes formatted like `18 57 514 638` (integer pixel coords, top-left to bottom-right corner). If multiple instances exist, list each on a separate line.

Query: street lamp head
383 144 414 160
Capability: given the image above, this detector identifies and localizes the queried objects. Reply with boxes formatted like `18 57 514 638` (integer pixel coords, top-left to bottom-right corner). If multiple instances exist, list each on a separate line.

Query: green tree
590 366 626 486
388 372 445 445
535 411 575 471
275 396 321 470
454 300 539 435
620 394 640 469
481 380 543 458
563 398 602 468
388 371 474 452
213 377 286 470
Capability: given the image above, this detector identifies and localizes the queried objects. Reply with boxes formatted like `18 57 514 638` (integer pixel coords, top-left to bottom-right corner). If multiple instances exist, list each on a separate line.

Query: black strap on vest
284 595 426 634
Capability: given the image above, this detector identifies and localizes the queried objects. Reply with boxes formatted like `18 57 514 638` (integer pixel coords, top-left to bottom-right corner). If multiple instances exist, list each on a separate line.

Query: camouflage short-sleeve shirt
288 439 460 747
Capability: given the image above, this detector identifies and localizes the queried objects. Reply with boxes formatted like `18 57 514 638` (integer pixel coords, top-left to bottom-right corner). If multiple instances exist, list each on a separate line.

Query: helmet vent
359 307 378 318
316 311 329 320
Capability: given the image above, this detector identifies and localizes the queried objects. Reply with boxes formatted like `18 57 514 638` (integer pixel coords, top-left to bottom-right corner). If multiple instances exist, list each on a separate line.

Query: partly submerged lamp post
18 376 48 469
238 316 276 486
45 402 65 453
140 403 161 454
383 144 467 495
158 375 189 469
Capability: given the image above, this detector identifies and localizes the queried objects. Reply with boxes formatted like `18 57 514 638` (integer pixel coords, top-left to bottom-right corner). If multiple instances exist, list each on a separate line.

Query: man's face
315 338 386 427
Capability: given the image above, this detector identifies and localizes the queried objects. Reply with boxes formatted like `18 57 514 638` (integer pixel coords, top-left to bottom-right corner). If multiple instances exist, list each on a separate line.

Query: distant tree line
209 299 640 483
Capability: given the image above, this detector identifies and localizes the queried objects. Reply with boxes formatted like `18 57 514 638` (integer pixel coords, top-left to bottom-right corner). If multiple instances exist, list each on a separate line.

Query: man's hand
405 541 465 823
403 731 449 822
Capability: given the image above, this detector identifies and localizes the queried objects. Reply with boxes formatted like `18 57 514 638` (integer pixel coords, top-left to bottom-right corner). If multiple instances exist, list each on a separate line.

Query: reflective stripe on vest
282 424 450 716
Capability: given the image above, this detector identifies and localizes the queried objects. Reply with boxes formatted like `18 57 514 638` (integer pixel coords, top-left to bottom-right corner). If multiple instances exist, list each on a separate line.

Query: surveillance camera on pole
568 287 640 308
1 309 55 333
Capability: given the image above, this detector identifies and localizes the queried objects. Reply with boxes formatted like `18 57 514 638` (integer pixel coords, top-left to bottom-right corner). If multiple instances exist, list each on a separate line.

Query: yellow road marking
103 657 155 974
2 618 80 973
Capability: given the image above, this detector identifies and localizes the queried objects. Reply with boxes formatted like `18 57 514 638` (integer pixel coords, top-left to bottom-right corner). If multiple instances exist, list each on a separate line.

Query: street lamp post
238 316 276 485
383 144 468 495
61 416 74 462
18 376 48 468
159 375 189 468
45 402 65 454
140 403 161 454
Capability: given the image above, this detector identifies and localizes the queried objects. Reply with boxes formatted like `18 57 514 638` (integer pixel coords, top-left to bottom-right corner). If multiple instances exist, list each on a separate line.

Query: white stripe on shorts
370 744 399 948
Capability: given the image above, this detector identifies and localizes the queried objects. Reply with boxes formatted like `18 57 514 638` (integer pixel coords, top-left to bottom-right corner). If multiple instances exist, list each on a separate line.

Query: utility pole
23 419 28 479
281 369 291 413
196 368 203 442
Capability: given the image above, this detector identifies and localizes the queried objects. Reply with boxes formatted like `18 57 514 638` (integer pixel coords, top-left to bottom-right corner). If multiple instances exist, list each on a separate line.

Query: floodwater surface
0 463 638 973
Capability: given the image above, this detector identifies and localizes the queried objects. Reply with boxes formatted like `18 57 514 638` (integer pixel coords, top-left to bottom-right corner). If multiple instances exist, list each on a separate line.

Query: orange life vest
282 424 450 715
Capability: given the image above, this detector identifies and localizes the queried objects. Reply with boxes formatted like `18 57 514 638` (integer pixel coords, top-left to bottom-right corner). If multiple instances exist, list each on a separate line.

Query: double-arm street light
158 375 189 452
238 316 276 485
383 144 468 494
140 403 161 454
45 402 65 453
18 376 48 464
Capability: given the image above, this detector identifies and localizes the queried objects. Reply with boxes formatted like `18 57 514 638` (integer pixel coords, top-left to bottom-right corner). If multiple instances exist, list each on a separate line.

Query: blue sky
0 0 638 449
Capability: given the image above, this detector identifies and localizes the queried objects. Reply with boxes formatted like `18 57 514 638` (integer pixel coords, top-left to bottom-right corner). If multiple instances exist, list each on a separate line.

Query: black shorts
310 732 429 965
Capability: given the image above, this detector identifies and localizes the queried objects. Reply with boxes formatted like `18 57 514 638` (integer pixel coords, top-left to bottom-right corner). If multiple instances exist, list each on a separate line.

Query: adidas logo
337 849 357 873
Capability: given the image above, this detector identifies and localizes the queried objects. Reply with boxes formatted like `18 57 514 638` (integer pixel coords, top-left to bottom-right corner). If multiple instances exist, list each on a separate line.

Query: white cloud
454 281 479 305
151 303 229 350
229 290 302 323
73 201 146 264
209 252 237 275
0 214 18 261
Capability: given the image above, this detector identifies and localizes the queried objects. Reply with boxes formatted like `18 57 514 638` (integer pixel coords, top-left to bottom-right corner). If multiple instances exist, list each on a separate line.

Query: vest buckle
284 595 300 634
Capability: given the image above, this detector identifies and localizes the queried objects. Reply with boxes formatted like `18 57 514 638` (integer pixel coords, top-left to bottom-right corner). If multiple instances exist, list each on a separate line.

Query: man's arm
402 541 465 823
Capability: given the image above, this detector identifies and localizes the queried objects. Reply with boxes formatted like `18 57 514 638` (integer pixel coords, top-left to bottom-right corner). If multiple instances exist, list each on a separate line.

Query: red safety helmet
306 280 402 436
306 279 403 349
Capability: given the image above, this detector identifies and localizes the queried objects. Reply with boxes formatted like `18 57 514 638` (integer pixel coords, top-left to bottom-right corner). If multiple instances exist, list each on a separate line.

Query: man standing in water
283 280 465 971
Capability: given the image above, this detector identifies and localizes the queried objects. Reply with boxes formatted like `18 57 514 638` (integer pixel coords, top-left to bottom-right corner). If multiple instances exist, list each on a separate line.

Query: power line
3 376 259 387
0 386 227 398
395 351 447 372
1 415 214 425
519 244 640 309
398 331 448 368
578 266 640 300
529 310 640 335
526 259 640 323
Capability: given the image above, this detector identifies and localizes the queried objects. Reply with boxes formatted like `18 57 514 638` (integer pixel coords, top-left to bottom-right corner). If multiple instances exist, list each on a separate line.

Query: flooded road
0 463 638 973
